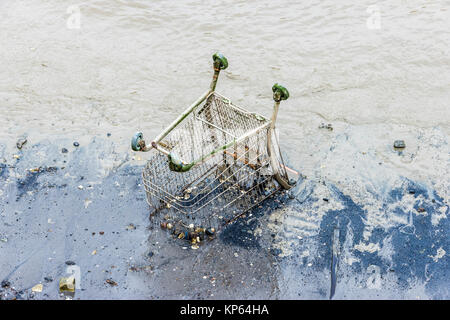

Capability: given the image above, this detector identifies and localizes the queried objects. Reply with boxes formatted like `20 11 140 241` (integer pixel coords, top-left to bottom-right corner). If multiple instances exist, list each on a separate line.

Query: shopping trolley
131 53 295 244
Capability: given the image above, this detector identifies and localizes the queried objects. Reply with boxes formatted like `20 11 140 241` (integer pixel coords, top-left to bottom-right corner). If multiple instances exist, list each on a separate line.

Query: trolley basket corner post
131 52 292 241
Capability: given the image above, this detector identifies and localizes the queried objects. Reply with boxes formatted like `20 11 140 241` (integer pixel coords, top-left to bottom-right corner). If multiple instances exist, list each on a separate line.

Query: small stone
148 251 154 258
61 148 68 154
99 231 104 235
106 279 117 286
319 123 333 131
73 142 80 147
44 277 53 283
32 284 43 292
65 261 76 266
1 280 11 288
417 207 426 213
59 277 75 292
107 133 111 137
126 224 136 230
323 198 329 202
393 140 405 149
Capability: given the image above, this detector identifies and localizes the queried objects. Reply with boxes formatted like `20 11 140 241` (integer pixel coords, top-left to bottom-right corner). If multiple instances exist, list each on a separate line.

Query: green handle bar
212 52 228 70
272 83 289 101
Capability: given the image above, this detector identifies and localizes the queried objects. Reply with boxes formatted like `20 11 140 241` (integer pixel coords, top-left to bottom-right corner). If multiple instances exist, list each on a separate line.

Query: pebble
319 123 333 131
1 280 10 288
65 261 76 266
44 277 53 283
59 277 75 292
107 133 111 137
393 140 405 149
61 148 68 154
126 224 136 230
106 279 117 286
31 284 43 292
73 142 80 147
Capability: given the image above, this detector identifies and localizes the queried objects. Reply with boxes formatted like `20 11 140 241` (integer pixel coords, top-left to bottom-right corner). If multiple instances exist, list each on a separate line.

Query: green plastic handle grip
272 83 289 101
212 52 228 70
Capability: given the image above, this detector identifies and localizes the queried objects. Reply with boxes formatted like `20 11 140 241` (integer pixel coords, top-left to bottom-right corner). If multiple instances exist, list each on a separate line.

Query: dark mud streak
329 226 340 299
317 185 366 273
16 167 59 200
387 180 449 296
314 179 449 297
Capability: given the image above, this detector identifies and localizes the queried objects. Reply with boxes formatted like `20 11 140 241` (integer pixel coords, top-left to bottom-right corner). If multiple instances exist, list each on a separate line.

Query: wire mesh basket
131 53 294 244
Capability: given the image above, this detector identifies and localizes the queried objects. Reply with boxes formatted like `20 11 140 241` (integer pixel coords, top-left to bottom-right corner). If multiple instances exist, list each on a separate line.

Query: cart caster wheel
131 132 144 151
272 83 289 101
212 52 228 70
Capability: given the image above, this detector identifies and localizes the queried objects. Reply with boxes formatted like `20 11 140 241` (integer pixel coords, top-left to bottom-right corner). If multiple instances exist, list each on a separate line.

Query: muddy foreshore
0 128 448 300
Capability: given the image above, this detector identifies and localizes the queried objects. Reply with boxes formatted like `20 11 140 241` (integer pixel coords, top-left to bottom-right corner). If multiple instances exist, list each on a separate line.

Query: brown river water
0 0 449 299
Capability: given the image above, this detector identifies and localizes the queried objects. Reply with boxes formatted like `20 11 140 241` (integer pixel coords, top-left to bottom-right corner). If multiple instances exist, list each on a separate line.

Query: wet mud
0 134 448 300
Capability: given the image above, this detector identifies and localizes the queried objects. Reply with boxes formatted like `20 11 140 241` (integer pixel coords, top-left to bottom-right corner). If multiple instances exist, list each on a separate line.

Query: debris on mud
16 137 27 149
319 123 333 131
1 280 11 289
393 140 406 149
126 223 136 231
32 284 43 292
59 277 75 292
105 279 117 286
129 265 153 273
